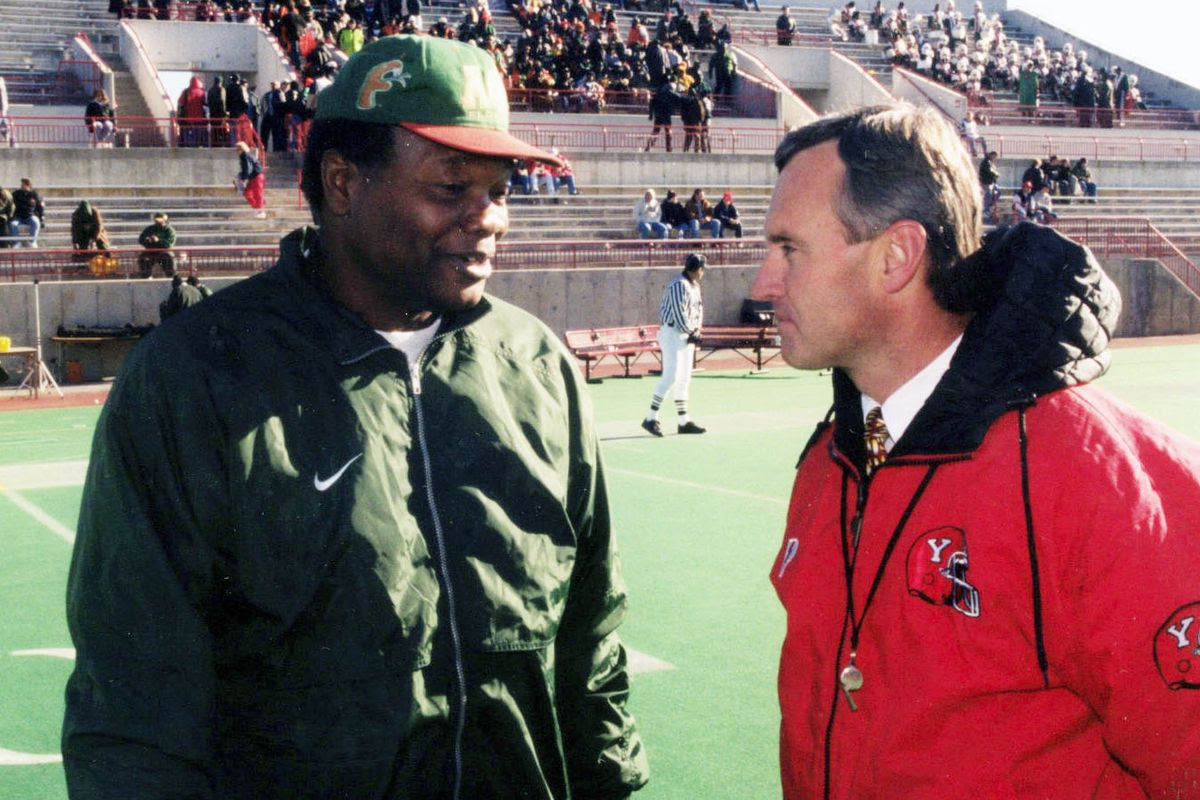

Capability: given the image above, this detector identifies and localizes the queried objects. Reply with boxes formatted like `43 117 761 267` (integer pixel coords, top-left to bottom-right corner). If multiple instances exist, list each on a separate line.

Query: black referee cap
684 253 707 272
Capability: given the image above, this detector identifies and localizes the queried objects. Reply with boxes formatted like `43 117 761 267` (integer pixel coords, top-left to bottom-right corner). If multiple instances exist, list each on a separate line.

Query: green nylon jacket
63 228 649 800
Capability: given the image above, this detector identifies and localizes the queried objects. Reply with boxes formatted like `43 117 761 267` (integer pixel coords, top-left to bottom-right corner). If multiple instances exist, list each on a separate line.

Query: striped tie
864 406 889 477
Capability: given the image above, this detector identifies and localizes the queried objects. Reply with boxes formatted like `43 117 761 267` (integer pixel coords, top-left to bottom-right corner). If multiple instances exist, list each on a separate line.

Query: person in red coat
177 75 207 147
752 102 1200 798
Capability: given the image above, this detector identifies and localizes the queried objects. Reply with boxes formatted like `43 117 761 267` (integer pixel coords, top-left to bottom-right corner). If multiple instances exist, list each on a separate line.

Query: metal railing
983 132 1200 162
3 221 1195 290
2 114 262 149
508 119 783 154
970 99 1200 132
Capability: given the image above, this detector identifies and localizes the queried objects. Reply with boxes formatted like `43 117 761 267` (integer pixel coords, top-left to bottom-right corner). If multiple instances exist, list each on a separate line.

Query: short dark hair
300 118 399 223
774 103 981 312
684 253 706 273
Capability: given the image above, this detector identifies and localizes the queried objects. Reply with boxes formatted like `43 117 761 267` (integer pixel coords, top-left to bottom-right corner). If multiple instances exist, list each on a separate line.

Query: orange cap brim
402 123 563 166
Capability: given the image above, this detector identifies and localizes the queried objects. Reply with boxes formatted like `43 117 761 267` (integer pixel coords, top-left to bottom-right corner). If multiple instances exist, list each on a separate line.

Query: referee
642 253 707 436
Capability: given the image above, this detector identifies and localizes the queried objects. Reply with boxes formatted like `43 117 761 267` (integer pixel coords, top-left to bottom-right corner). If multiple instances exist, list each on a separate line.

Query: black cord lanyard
838 463 939 707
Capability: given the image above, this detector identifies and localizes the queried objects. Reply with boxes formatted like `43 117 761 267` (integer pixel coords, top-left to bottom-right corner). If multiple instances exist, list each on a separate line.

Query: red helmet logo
906 526 980 618
1155 602 1200 690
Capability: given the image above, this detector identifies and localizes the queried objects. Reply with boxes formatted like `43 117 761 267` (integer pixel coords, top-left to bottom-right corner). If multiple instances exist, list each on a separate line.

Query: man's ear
878 219 928 295
321 150 360 219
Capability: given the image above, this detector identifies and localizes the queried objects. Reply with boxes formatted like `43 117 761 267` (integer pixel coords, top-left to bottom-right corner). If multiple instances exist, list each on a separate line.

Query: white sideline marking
607 467 787 508
0 459 88 490
627 648 674 675
0 483 76 544
0 747 61 766
12 648 76 660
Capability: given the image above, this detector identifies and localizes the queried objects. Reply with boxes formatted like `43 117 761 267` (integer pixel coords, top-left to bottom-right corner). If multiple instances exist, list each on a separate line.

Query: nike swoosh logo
313 453 363 492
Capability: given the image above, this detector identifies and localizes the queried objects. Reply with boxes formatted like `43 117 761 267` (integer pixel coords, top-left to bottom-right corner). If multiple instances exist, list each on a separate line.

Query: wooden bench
564 325 661 382
695 325 781 372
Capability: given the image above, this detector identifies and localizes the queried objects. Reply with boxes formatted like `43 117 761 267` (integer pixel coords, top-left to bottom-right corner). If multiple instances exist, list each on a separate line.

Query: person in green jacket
137 211 177 277
63 35 649 800
1017 61 1039 120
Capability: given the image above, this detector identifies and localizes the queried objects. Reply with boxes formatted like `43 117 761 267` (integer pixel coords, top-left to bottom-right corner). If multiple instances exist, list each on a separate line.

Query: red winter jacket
771 223 1200 798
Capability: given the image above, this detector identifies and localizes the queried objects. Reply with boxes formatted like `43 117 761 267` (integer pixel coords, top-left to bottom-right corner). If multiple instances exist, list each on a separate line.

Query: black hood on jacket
831 222 1122 463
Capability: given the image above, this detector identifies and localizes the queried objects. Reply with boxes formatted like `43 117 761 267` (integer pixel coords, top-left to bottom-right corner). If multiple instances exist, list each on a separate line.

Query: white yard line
0 484 75 544
0 459 89 490
606 467 787 507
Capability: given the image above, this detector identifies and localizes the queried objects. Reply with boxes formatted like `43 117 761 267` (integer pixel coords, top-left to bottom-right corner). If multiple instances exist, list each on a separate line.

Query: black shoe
678 421 706 435
641 419 663 437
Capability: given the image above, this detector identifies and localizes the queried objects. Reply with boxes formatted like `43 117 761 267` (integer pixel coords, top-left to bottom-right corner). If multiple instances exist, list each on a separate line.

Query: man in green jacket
137 211 178 277
63 35 649 800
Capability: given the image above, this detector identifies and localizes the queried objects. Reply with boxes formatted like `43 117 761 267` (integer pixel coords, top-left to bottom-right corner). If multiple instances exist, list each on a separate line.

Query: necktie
864 406 889 477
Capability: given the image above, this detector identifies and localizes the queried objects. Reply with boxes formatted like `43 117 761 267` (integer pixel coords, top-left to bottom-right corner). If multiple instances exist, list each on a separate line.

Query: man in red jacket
752 103 1200 798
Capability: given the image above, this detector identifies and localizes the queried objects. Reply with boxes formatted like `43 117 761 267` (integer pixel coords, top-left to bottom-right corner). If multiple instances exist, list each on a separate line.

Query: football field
2 342 1199 799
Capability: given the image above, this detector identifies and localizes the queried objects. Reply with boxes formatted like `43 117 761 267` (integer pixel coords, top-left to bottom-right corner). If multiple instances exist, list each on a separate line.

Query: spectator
777 6 796 45
1070 157 1097 202
1044 155 1071 197
1017 61 1038 119
0 187 12 248
661 190 698 238
1031 184 1057 225
138 212 178 278
338 17 364 55
680 86 707 153
187 274 213 298
158 274 205 321
260 81 287 152
511 160 534 195
958 110 985 157
713 191 742 238
70 201 110 254
1011 179 1033 223
1020 159 1045 193
685 188 721 238
633 189 668 239
531 158 555 195
1095 68 1114 129
709 41 737 98
177 76 208 148
977 150 1000 224
85 89 117 146
1072 70 1096 128
207 75 228 146
8 178 44 248
550 148 579 195
235 141 267 218
644 80 680 152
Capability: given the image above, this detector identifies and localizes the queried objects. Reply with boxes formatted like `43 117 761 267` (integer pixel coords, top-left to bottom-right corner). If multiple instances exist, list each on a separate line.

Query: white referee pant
654 325 694 403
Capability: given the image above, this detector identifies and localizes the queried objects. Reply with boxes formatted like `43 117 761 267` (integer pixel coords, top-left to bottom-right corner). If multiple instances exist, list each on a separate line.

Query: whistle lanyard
838 463 939 709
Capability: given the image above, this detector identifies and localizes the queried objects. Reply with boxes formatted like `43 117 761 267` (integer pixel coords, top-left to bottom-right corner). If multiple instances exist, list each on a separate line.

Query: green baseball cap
316 35 561 166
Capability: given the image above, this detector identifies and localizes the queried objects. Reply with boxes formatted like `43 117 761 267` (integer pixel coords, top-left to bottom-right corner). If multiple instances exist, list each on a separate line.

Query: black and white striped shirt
659 274 702 336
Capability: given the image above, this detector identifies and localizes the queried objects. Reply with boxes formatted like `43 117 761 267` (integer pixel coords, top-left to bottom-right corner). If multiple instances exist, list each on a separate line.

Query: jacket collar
831 222 1121 462
271 226 492 366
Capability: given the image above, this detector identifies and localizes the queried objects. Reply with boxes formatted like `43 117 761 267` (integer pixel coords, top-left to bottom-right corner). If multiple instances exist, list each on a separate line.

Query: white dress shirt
861 334 963 451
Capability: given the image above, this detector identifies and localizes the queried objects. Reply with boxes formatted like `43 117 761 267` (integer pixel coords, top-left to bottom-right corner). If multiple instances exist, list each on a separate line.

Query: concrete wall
3 256 1197 384
120 22 175 123
739 45 829 90
826 50 894 114
126 19 296 95
893 67 967 120
1003 10 1200 111
0 147 237 189
1107 258 1200 337
0 266 760 381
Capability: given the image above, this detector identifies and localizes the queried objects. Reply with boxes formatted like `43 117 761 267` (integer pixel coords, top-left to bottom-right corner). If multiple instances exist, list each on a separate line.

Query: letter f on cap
357 60 410 110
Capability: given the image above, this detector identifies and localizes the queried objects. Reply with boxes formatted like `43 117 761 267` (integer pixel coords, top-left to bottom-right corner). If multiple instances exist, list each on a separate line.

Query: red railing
506 86 760 117
2 114 262 149
729 30 832 47
970 99 1200 132
2 221 1195 291
508 119 783 154
982 132 1200 162
119 1 260 22
0 239 766 282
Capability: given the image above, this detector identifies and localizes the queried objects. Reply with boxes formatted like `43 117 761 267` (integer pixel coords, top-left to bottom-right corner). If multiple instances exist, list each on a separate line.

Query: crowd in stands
836 0 1145 124
512 149 580 196
975 150 1097 226
633 187 743 239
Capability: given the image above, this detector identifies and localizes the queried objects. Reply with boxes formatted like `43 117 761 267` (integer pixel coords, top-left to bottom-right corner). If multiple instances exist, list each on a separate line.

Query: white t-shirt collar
861 334 963 451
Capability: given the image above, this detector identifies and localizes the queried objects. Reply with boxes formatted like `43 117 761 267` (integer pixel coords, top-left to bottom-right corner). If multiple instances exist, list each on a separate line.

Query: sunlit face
339 130 512 319
752 141 878 372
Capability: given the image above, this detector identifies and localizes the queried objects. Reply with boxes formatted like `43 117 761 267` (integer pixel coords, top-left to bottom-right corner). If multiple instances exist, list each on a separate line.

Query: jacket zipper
409 335 469 800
